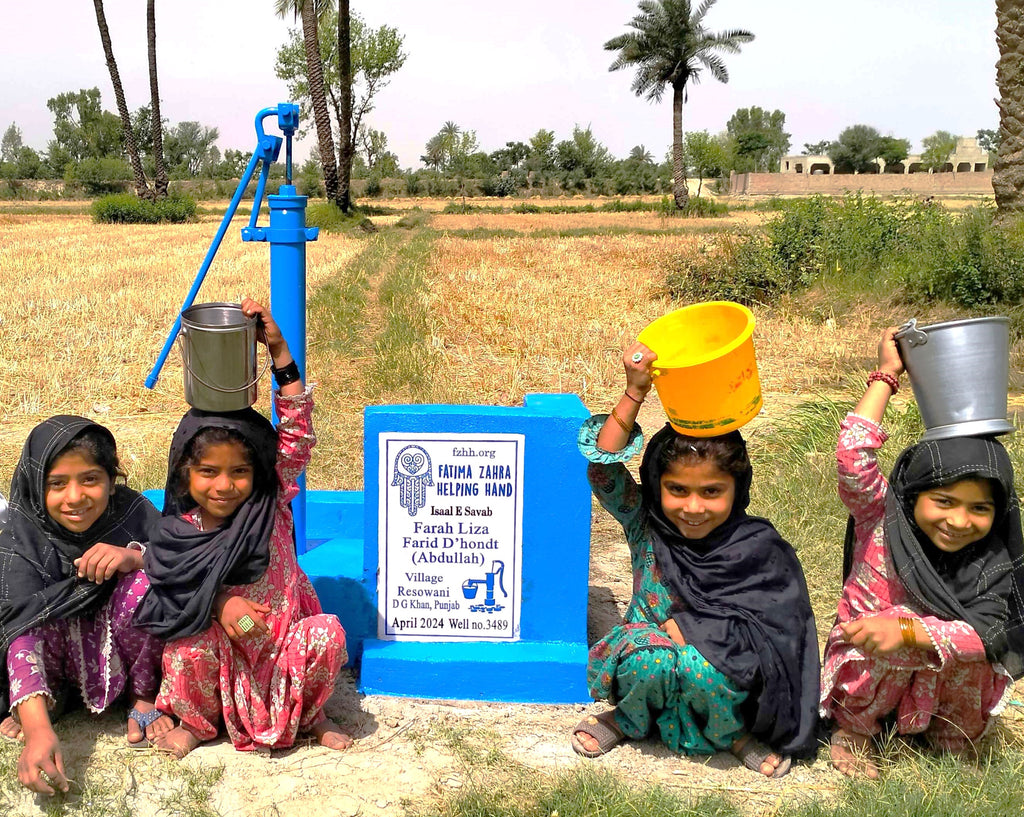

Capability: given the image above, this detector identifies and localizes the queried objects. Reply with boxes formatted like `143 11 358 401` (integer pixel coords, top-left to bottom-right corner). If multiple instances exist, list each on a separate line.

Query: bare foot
830 727 879 779
153 725 203 759
127 697 175 746
731 734 789 777
308 718 353 751
0 716 23 742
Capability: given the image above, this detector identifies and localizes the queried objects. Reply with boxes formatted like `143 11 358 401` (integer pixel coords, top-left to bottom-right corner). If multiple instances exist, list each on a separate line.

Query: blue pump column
241 184 319 550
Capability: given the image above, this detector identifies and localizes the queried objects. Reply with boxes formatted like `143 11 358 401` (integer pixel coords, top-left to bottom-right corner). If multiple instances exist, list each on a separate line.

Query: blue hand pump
145 103 319 548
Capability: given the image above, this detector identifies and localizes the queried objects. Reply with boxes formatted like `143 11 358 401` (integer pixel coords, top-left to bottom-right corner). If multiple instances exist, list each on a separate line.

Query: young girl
571 342 820 777
0 417 171 795
133 298 349 757
822 328 1024 778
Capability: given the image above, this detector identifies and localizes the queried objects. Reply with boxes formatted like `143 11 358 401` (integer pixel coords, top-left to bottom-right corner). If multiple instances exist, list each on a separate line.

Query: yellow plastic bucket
637 301 762 436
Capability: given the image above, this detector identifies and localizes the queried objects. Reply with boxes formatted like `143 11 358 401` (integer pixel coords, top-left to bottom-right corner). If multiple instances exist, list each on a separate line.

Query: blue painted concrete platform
142 392 593 704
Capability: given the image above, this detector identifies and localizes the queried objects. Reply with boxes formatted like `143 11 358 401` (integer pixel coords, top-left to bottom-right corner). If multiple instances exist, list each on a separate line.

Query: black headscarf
882 435 1024 679
0 416 158 712
640 424 821 758
132 407 278 641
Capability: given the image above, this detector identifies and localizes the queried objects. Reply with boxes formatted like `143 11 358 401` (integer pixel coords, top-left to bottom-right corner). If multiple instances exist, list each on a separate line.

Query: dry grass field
2 200 1023 817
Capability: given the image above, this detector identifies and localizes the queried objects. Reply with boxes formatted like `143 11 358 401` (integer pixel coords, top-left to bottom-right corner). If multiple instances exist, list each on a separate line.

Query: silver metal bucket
895 316 1013 441
179 303 263 412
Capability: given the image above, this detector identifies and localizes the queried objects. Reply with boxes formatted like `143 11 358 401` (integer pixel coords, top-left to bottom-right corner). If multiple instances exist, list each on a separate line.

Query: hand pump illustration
462 561 508 613
145 104 317 547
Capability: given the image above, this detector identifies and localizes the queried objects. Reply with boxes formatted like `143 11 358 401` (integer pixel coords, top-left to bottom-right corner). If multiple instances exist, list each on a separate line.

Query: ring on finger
631 352 644 364
237 615 255 634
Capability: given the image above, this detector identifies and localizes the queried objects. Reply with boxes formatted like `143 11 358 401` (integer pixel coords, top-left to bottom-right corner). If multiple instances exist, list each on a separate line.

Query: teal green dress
580 415 748 755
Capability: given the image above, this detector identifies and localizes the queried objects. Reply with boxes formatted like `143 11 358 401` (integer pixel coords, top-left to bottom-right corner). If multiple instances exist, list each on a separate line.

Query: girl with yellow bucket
571 303 820 778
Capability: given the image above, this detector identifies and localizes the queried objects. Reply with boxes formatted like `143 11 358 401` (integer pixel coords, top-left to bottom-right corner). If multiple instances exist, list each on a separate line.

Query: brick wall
730 170 994 196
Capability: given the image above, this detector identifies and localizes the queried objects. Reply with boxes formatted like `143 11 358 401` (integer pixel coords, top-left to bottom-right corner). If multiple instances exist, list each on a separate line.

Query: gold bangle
898 616 916 648
610 409 633 434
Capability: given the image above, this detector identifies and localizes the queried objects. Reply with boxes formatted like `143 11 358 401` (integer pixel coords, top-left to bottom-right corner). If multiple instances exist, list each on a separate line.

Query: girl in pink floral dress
822 327 1024 778
133 299 349 757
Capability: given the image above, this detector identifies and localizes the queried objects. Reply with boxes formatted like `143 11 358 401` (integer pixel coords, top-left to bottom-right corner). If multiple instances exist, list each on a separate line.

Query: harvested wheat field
1 203 1023 817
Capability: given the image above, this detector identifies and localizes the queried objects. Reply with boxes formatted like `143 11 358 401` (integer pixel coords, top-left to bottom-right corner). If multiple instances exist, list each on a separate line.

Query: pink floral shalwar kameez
155 390 346 751
819 414 1012 750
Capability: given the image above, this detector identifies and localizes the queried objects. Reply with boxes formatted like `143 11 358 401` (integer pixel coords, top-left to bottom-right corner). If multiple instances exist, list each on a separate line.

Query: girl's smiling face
913 477 997 553
187 441 254 530
659 458 736 539
45 451 113 533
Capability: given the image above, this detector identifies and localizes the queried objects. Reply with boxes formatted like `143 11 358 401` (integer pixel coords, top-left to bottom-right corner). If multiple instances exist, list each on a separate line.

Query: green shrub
404 171 422 196
366 173 383 197
395 207 430 229
91 192 197 223
664 232 800 305
70 157 131 196
675 194 1024 308
307 201 377 233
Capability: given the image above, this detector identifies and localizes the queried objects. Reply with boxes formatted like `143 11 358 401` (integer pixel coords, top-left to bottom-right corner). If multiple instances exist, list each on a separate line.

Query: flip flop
127 706 166 749
731 735 792 778
570 711 625 758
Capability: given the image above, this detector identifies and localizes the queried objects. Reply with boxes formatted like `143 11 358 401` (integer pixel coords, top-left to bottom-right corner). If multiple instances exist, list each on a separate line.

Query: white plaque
377 432 525 641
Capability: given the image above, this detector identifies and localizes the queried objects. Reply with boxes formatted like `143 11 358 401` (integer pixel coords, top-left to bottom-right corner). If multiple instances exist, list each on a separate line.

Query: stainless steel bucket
895 316 1013 441
179 303 261 412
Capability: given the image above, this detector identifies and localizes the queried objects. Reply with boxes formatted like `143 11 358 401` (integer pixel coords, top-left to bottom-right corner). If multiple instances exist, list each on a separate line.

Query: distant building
779 136 990 175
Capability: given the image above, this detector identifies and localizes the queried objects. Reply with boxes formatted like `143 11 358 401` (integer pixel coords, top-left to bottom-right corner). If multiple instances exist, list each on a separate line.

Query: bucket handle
894 318 928 348
176 331 272 393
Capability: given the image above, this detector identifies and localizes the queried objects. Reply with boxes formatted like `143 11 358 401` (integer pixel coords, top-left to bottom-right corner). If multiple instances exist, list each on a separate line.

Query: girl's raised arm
852 327 904 425
241 298 304 397
596 342 655 453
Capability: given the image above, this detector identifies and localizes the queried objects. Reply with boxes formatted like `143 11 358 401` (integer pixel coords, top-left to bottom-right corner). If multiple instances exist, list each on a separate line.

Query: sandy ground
11 516 1018 817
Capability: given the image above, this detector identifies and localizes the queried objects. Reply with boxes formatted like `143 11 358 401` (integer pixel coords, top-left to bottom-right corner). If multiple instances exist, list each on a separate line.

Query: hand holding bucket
178 302 270 412
637 301 763 436
894 316 1012 441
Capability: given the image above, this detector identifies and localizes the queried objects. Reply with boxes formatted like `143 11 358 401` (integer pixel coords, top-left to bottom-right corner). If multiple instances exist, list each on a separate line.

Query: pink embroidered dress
155 389 346 750
819 413 1012 749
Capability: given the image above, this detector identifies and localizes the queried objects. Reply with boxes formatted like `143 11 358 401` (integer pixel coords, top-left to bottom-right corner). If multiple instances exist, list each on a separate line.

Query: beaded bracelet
610 409 633 434
867 370 900 394
623 390 644 405
272 360 301 388
898 616 916 647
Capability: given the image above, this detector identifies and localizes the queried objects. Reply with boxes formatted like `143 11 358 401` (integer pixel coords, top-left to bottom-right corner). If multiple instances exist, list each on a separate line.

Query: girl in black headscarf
0 416 169 795
823 327 1024 779
133 298 349 759
570 341 820 778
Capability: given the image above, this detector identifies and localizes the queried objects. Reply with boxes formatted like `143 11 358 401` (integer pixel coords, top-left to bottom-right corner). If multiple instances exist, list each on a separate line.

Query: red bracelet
867 370 900 394
623 390 644 405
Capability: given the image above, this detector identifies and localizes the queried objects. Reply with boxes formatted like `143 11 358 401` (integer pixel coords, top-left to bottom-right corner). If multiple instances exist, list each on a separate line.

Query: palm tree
92 0 153 200
994 0 1024 222
337 0 354 211
605 0 753 209
275 0 339 205
147 0 168 198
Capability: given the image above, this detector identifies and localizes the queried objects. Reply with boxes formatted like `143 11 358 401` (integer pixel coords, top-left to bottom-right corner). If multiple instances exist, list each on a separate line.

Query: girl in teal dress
571 341 820 777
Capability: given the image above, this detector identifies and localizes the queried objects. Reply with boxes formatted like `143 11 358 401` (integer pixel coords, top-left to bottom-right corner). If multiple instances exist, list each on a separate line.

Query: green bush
674 194 1024 308
91 192 197 224
69 157 131 196
664 232 799 305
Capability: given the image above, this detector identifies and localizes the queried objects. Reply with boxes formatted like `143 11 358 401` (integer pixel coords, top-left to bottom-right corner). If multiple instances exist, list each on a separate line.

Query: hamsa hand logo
391 445 433 516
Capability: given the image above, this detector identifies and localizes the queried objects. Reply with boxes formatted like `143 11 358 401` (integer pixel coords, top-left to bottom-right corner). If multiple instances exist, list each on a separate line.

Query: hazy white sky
2 1 1000 169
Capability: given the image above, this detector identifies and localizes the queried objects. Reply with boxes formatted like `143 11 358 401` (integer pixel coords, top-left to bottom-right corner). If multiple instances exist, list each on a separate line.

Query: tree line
2 0 1021 217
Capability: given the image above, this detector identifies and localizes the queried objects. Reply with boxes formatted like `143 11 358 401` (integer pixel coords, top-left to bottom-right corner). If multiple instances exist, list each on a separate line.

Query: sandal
127 706 166 748
570 710 625 758
731 735 792 778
